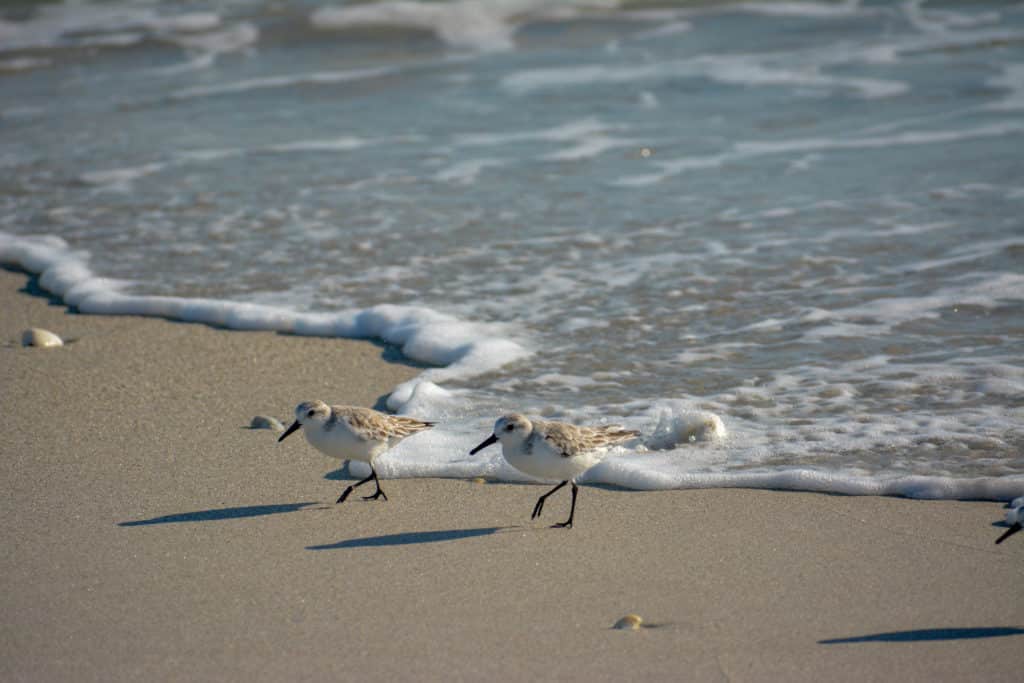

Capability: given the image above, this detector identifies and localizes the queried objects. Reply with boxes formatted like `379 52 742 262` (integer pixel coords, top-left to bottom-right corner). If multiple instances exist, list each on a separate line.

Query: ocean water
2 0 1023 500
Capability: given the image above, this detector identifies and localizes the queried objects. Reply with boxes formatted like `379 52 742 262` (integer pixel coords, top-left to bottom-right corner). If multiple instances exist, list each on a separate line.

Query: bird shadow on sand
118 502 319 526
819 627 1024 644
307 526 513 550
324 462 360 481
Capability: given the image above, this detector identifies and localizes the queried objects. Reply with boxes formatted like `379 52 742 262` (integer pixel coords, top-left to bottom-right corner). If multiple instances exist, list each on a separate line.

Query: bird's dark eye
505 424 514 431
307 410 315 417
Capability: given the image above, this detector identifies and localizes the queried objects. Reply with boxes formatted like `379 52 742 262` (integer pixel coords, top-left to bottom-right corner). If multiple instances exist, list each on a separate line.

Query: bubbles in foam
643 402 728 450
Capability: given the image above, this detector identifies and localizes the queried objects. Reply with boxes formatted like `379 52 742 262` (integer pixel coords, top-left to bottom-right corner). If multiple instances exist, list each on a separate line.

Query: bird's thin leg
362 467 389 501
337 470 377 504
552 482 579 529
532 480 568 520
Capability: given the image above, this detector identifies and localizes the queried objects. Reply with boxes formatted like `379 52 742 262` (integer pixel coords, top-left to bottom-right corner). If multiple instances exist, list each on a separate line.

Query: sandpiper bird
278 400 434 503
470 413 639 528
995 505 1022 544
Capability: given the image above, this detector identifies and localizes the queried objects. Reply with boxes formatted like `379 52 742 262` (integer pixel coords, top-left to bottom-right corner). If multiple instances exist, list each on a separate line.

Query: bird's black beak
278 420 301 443
995 522 1022 545
470 433 499 455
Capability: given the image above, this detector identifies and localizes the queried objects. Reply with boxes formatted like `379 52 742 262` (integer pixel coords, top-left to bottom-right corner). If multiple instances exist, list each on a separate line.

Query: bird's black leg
551 482 579 529
995 523 1021 544
336 470 376 504
532 480 568 520
361 467 388 501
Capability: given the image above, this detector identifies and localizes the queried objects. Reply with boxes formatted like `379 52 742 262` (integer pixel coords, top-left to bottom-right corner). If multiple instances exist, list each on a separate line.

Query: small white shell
250 416 284 432
21 328 64 348
613 614 643 631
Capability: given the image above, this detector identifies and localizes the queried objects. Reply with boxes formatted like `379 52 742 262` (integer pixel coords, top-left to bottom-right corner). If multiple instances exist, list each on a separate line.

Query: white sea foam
502 63 662 94
156 21 259 72
614 120 1024 186
0 3 252 73
502 16 1024 105
434 158 504 184
456 117 615 146
312 0 518 52
542 135 635 162
3 230 1021 501
266 137 369 154
901 0 1002 35
824 273 1024 330
311 0 620 52
731 1 865 19
502 55 907 99
533 373 599 391
583 466 1024 500
0 232 530 406
642 402 728 449
0 4 232 53
78 135 384 189
883 236 1024 275
74 32 144 48
455 117 633 162
154 12 222 34
719 64 906 99
632 21 692 40
0 57 52 72
363 402 1024 503
79 163 168 190
167 66 397 101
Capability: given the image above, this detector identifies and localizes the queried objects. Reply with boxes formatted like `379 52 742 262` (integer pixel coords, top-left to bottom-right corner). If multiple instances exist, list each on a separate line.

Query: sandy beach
1 267 1022 682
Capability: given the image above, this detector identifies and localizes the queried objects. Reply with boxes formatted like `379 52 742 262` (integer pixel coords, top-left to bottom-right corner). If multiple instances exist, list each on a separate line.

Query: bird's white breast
501 437 596 482
305 421 381 462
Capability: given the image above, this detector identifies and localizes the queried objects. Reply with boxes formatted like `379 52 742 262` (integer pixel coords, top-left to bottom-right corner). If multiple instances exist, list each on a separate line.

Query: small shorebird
470 413 639 528
278 400 434 503
995 505 1022 544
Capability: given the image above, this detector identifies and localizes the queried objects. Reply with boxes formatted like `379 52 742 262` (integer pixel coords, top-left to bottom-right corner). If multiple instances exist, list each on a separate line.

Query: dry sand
1 268 1022 682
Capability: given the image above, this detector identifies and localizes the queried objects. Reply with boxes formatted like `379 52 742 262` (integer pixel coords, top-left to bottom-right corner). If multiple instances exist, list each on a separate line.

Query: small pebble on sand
613 614 644 631
250 416 284 431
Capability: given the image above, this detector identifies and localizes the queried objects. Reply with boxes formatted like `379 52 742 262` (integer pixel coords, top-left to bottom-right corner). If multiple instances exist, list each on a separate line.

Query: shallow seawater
2 0 1023 498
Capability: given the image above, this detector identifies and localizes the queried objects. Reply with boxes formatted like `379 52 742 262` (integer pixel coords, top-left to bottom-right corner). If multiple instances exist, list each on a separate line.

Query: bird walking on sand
279 400 434 503
995 505 1022 544
470 413 639 528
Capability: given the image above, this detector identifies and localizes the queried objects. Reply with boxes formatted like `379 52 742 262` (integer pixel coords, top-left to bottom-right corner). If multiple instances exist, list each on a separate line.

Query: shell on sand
250 415 284 432
21 327 63 348
612 614 644 631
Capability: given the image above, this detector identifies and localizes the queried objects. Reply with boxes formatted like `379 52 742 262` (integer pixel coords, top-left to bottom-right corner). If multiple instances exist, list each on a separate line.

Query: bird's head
278 400 330 443
470 413 532 454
